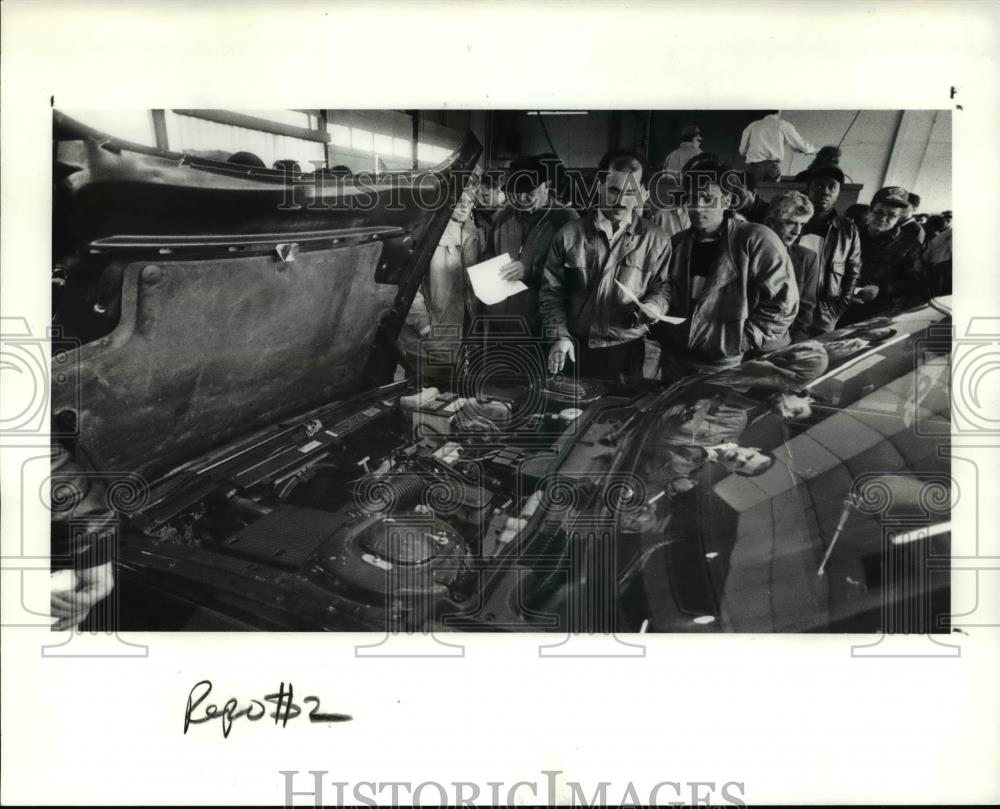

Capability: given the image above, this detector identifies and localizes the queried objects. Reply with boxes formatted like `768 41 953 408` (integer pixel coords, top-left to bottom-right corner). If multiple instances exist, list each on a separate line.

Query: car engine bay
121 376 646 629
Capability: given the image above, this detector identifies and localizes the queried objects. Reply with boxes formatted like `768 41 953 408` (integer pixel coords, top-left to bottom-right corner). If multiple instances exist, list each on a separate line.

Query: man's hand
848 284 879 304
707 442 739 457
547 338 575 374
51 562 114 631
626 304 645 330
499 260 527 282
775 392 813 422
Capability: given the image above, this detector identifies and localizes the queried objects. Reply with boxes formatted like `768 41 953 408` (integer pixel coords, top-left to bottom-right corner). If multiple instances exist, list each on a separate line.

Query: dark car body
51 114 951 633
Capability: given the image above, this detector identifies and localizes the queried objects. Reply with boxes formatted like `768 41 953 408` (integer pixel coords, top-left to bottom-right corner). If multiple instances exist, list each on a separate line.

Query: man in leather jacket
842 186 926 325
540 149 671 380
484 155 579 338
798 165 866 332
655 161 798 383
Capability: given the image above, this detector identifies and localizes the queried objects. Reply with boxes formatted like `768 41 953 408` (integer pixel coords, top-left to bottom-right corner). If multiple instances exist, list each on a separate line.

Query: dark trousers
746 160 781 184
573 339 645 381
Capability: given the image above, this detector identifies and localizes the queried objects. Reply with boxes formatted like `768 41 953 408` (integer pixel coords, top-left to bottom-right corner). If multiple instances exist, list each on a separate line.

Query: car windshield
626 308 951 632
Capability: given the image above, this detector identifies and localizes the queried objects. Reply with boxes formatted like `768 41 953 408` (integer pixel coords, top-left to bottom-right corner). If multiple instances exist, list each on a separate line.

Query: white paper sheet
614 280 686 324
466 253 528 305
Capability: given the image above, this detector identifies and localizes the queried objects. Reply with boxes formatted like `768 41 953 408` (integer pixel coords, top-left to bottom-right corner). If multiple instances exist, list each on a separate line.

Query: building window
393 137 412 158
351 128 373 152
329 124 351 147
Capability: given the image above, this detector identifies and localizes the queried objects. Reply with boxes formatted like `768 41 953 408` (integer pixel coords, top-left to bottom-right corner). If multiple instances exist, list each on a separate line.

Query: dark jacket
923 228 952 297
540 211 672 348
799 209 862 332
658 217 799 363
788 242 821 342
489 202 580 286
899 217 926 246
485 202 579 334
738 195 771 225
472 208 496 255
846 225 925 324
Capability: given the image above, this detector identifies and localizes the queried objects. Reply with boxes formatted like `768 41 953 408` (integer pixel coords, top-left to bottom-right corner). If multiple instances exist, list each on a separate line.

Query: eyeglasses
870 208 902 221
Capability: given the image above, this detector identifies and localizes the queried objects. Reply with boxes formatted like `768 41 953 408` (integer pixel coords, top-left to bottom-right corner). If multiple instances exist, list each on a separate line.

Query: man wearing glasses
841 186 926 325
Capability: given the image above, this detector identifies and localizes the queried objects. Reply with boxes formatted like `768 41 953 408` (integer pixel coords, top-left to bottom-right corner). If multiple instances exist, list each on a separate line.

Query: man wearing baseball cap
662 124 704 184
798 164 864 332
841 185 926 325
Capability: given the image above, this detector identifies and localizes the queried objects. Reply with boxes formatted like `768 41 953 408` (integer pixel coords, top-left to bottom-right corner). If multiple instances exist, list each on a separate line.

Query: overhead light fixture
526 111 589 116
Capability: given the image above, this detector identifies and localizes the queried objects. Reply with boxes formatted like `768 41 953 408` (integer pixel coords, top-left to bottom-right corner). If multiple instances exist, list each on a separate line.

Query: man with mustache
539 149 672 381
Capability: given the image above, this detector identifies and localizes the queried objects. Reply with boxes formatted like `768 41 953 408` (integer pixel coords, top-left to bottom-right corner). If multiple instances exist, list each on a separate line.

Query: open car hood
51 112 481 480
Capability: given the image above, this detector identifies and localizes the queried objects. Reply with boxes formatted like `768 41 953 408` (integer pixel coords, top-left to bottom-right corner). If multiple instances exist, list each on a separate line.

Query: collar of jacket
815 207 847 233
586 208 649 240
864 223 903 245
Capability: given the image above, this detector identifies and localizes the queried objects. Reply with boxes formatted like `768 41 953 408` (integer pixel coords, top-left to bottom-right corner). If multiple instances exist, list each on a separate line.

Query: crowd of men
404 125 952 387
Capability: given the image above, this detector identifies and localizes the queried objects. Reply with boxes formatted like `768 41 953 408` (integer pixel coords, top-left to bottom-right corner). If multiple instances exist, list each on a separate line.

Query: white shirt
594 208 631 250
739 114 815 163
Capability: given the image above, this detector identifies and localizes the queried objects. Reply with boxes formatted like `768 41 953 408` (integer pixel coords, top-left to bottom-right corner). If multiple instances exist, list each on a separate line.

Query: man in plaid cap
841 186 926 325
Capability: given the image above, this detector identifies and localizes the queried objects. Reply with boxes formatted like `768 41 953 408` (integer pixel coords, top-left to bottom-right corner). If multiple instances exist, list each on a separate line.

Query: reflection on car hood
50 112 481 480
630 303 951 632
